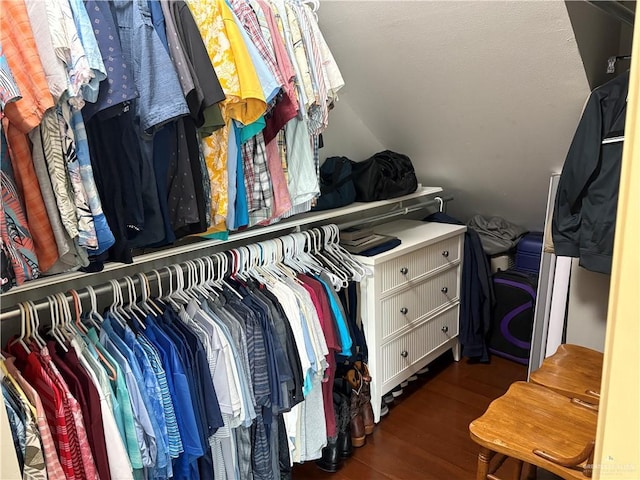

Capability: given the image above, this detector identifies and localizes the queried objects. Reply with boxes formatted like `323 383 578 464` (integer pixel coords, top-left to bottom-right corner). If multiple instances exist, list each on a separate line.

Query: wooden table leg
477 448 496 480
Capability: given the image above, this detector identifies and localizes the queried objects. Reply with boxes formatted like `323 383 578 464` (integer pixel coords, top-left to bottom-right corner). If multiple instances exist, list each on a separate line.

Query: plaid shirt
229 0 284 104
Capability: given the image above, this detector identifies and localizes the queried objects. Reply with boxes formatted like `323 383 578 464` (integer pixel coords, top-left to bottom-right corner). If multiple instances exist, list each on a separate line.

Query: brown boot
344 368 372 442
335 377 366 448
353 363 375 435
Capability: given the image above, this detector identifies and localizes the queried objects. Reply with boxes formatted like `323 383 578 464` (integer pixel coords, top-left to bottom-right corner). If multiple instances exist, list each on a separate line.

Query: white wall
565 259 610 352
319 0 591 231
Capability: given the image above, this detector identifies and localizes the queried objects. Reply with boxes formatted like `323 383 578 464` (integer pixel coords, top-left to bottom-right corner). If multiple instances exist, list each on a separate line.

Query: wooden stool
469 381 597 480
530 344 603 406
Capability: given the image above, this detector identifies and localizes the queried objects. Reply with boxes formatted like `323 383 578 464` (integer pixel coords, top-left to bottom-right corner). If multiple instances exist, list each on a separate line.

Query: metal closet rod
0 266 169 325
336 195 453 230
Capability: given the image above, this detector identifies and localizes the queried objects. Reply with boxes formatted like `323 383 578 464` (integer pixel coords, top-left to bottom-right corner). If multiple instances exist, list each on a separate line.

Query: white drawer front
380 266 460 341
380 306 459 385
379 235 462 294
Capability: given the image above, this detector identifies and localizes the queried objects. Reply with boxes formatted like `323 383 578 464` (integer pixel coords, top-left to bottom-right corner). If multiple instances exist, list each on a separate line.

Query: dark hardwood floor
291 352 529 480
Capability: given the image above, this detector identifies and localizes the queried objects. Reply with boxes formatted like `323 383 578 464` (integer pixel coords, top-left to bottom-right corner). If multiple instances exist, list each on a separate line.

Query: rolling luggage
489 269 538 364
515 232 543 275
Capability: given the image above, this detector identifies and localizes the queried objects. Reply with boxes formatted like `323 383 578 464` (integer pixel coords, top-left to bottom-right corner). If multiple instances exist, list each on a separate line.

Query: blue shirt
314 275 353 357
144 315 203 480
100 318 158 468
82 0 138 122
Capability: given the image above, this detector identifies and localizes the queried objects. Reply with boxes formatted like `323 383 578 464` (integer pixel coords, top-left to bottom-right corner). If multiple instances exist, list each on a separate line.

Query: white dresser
354 219 466 422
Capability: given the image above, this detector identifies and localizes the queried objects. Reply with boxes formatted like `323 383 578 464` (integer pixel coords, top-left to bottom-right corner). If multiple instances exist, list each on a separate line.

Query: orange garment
1 0 55 133
1 0 59 271
3 121 59 272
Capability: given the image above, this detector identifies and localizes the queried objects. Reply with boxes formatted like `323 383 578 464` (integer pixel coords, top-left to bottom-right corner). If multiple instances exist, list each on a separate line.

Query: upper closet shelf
1 186 444 308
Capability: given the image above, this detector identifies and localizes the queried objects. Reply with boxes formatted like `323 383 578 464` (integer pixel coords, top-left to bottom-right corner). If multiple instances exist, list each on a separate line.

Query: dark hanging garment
552 71 629 274
425 212 493 362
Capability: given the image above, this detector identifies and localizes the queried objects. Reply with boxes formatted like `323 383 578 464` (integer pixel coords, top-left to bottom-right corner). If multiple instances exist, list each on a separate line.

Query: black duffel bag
311 156 357 211
351 150 418 202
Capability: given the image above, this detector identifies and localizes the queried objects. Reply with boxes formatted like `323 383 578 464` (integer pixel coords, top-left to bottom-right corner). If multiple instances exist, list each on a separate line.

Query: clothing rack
0 223 369 337
0 188 452 310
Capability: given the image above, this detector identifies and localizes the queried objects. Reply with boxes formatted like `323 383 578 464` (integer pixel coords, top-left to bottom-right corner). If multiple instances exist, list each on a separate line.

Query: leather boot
316 437 342 473
354 362 375 435
334 390 353 459
345 367 374 436
335 378 366 448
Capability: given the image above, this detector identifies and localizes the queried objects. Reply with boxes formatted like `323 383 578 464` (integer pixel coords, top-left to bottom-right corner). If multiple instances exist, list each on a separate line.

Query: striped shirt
7 344 77 479
5 357 66 480
138 334 184 459
39 346 100 480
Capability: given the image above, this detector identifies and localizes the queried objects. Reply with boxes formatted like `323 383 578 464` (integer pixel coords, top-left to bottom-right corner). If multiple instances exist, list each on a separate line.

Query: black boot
316 437 342 473
334 389 353 459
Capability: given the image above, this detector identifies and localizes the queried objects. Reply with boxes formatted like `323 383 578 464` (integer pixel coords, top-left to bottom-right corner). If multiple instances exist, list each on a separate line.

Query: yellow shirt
189 0 267 229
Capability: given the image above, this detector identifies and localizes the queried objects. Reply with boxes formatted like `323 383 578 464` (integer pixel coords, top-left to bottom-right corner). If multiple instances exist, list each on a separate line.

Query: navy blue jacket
424 213 493 362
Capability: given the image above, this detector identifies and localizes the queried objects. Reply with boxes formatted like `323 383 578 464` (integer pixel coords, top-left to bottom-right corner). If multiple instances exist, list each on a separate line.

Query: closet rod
336 195 453 230
0 186 442 306
0 267 169 328
0 224 345 328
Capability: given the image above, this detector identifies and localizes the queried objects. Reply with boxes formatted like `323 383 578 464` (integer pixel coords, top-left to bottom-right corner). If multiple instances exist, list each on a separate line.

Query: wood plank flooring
291 352 530 480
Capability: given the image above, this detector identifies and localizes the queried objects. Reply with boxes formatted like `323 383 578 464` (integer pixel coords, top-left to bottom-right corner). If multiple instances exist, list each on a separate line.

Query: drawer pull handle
441 287 448 294
400 307 408 315
442 250 449 258
400 350 408 358
441 326 449 334
400 267 409 275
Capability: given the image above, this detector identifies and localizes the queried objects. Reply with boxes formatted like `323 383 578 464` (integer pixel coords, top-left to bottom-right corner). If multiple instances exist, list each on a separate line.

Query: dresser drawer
380 306 459 385
379 235 462 294
379 266 460 341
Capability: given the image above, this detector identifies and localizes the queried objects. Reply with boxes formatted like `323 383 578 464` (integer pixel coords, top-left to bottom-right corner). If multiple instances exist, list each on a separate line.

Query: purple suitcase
489 269 538 364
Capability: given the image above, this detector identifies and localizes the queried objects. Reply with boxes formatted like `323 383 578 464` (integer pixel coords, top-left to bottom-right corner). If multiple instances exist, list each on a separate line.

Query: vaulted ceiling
317 1 631 230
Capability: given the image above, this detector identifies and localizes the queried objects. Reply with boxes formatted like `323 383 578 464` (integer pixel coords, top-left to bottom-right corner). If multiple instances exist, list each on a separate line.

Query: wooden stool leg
513 460 523 480
477 448 496 480
523 463 537 480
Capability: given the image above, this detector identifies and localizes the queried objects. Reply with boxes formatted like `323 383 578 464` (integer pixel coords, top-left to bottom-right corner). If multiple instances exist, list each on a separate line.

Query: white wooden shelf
0 186 443 311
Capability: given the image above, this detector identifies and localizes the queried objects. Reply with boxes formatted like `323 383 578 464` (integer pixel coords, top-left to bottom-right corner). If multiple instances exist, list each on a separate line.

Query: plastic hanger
150 268 170 310
57 292 77 342
73 289 117 381
137 272 162 316
47 295 69 353
26 301 46 350
9 303 31 352
123 276 147 330
84 285 104 329
68 290 88 335
108 280 131 328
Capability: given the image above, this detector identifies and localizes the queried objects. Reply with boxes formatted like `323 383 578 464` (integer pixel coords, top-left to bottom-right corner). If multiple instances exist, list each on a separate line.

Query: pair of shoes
417 366 430 375
352 361 375 436
344 366 374 443
391 385 403 398
382 392 394 405
380 401 389 418
407 374 419 382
